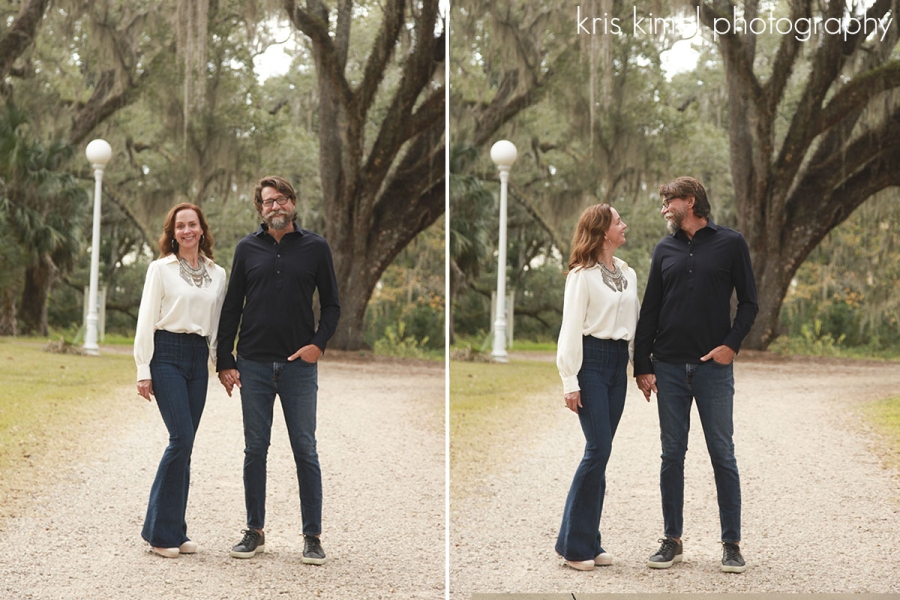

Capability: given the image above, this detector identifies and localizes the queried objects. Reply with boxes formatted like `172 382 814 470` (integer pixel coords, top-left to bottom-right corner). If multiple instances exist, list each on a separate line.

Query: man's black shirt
633 219 758 375
216 223 340 370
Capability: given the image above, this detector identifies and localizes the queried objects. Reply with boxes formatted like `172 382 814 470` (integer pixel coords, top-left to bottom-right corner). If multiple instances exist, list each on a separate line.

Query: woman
555 203 640 571
134 203 227 558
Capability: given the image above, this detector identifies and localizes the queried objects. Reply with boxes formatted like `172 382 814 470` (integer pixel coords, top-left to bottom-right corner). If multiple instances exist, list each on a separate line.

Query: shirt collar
255 222 302 237
671 217 718 240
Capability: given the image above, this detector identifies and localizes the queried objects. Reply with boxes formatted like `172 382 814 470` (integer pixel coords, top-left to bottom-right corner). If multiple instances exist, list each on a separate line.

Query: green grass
769 335 900 361
451 334 558 354
0 337 134 471
509 340 557 352
860 395 900 470
450 359 558 411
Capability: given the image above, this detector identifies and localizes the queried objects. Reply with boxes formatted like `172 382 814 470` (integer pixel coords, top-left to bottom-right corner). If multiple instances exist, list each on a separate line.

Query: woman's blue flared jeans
142 330 208 548
652 358 741 542
556 337 628 561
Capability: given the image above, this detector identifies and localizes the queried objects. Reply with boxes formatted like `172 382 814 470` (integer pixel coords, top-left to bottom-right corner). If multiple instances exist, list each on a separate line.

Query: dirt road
451 355 900 596
0 357 445 599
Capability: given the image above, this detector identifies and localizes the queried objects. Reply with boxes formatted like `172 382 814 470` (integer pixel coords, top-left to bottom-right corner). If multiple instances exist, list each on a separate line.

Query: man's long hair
659 176 711 219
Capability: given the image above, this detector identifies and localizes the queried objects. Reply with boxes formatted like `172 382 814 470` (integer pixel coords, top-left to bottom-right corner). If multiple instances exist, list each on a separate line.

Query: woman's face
605 207 627 250
173 209 203 254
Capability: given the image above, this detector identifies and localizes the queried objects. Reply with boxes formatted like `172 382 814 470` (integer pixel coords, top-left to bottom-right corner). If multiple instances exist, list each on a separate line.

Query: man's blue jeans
142 331 208 548
653 358 741 543
555 337 628 561
237 357 322 536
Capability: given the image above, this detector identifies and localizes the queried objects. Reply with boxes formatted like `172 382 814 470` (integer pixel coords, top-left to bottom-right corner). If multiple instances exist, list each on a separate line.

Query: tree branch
359 1 440 201
282 0 354 109
357 0 405 118
68 70 149 146
814 60 900 138
0 0 51 84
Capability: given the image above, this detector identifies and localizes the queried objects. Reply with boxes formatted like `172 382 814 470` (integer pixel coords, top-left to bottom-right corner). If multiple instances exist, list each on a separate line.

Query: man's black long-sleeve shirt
633 219 758 375
216 223 340 370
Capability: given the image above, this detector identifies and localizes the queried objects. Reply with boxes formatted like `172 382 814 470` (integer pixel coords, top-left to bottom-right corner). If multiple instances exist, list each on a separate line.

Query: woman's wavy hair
567 203 612 272
158 202 215 260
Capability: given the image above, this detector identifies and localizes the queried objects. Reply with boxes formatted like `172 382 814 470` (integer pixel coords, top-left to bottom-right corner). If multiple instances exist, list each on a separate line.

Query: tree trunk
285 0 444 350
696 0 900 349
17 256 56 336
0 291 18 336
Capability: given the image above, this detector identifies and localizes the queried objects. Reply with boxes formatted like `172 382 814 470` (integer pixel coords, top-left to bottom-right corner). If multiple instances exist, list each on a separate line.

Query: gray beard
266 210 296 231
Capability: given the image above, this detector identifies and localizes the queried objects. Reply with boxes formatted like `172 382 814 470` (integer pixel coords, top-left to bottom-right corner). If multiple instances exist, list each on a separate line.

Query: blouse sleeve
556 269 588 394
629 266 639 364
134 261 163 381
206 263 227 367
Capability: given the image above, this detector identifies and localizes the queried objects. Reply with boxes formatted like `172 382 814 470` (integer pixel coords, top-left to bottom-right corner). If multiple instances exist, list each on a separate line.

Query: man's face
260 186 297 231
661 195 690 233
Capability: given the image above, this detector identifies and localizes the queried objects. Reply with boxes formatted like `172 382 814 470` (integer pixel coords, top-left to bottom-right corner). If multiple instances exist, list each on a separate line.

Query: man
216 175 340 564
633 176 758 574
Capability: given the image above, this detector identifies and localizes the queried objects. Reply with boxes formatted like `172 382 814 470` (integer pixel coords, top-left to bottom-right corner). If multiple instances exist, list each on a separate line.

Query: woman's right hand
564 391 582 413
137 379 153 401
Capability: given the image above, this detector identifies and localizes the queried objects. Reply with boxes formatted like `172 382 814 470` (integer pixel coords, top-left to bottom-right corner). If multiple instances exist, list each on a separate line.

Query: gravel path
451 356 900 596
0 358 445 599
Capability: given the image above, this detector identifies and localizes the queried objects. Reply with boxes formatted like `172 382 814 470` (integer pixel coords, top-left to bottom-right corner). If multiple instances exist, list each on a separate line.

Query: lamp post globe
490 140 517 167
83 139 112 356
489 140 517 363
85 139 112 165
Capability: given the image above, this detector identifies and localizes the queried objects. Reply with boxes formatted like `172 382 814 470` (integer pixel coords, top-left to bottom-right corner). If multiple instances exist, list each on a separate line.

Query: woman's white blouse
556 257 641 394
134 255 227 382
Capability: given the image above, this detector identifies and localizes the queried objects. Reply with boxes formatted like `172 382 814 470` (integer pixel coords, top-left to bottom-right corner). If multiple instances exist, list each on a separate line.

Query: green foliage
364 221 445 351
778 191 900 352
768 320 846 357
373 322 437 360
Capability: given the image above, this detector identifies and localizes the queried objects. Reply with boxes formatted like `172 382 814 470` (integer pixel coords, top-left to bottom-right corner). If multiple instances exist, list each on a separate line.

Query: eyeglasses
261 195 292 208
662 196 682 208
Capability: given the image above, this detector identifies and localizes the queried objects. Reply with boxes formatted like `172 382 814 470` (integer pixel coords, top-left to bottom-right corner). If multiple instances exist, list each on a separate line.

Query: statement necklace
599 260 627 293
178 256 212 288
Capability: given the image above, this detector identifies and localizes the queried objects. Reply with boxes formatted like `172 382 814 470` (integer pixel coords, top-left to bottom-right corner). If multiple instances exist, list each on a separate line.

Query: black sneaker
721 541 746 573
230 529 265 559
648 537 683 569
302 535 326 565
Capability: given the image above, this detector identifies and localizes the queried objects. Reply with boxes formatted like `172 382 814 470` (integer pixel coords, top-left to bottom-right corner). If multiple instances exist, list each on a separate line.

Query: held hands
218 368 241 397
288 344 322 364
701 344 735 365
564 391 582 413
137 379 153 401
635 374 657 402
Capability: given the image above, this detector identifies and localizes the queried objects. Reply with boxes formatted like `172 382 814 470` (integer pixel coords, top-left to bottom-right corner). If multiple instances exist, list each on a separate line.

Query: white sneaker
179 540 198 554
151 546 179 558
565 559 595 571
594 551 613 566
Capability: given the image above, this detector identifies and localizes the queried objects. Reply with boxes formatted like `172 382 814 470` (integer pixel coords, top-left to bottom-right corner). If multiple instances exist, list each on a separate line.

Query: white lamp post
83 139 112 356
489 140 517 363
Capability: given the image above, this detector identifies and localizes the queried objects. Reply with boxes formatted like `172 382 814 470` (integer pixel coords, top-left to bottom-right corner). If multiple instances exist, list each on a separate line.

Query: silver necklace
599 261 626 293
178 256 211 288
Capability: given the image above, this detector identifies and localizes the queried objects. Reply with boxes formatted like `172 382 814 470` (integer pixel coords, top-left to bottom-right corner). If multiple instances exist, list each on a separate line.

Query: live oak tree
283 0 445 350
695 0 900 348
0 0 163 334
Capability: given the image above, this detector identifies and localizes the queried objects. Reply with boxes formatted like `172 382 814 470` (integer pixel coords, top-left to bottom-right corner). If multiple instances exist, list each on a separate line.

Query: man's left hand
288 344 322 363
700 345 735 365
